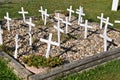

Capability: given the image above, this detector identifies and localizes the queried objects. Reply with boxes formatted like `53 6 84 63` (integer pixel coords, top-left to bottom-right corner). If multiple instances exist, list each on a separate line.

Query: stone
0 26 3 45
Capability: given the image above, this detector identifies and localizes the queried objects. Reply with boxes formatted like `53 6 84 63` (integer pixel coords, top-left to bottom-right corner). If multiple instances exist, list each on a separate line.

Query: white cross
97 13 106 29
54 24 64 45
62 17 72 34
43 9 49 25
55 13 63 27
29 31 32 46
103 17 113 34
111 0 119 11
14 34 19 59
67 6 74 21
0 26 3 45
115 20 120 23
38 6 44 20
80 20 92 39
100 33 112 52
18 7 28 22
76 6 85 25
4 12 11 31
40 33 59 58
25 17 35 32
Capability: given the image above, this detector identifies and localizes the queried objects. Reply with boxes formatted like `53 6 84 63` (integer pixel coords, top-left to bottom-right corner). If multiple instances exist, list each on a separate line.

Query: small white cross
18 7 28 22
115 20 120 23
54 24 64 46
67 6 74 21
4 12 11 31
62 17 72 34
97 13 106 29
103 17 113 34
0 26 3 45
38 6 44 20
40 33 59 58
55 13 63 26
80 20 92 39
43 9 49 25
29 31 32 46
100 33 112 52
14 34 19 59
76 6 85 25
25 17 35 32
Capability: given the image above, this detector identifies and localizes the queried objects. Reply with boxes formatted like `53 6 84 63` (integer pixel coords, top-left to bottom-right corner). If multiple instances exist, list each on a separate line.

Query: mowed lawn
0 0 120 27
59 59 120 80
0 56 20 80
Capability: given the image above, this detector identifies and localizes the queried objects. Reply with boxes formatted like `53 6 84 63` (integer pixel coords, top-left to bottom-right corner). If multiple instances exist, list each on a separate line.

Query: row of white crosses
2 6 116 59
97 13 113 51
38 6 49 25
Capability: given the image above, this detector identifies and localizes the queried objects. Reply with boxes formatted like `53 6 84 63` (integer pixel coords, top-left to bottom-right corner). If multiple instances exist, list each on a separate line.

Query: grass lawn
59 59 120 80
0 56 20 80
0 0 120 28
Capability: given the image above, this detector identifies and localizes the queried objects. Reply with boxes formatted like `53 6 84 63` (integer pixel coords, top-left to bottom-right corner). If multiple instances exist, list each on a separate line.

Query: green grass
0 0 120 28
58 59 120 80
0 56 20 80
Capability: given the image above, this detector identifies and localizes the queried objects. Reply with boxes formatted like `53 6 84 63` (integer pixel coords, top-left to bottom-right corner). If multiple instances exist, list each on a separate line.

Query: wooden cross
4 12 11 31
97 13 106 29
18 7 28 22
0 26 3 45
67 6 74 21
103 17 113 34
43 9 49 25
14 34 19 59
80 20 92 39
38 6 44 20
100 33 112 52
111 0 119 11
40 33 59 58
76 6 85 25
26 17 35 32
62 17 72 34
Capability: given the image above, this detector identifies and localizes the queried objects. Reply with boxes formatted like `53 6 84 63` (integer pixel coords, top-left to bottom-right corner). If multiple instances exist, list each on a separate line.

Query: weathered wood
29 47 120 80
0 52 33 80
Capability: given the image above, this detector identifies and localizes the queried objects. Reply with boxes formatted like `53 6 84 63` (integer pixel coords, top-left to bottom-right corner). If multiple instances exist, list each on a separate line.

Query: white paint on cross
80 20 92 39
4 12 11 31
54 24 64 46
54 13 63 27
40 33 59 58
102 17 113 34
62 17 72 34
29 31 32 46
100 33 112 52
97 13 106 29
76 6 85 25
111 0 119 11
14 34 19 59
43 9 49 25
38 6 44 20
25 17 35 32
18 7 28 22
115 20 120 23
0 26 3 45
67 6 74 21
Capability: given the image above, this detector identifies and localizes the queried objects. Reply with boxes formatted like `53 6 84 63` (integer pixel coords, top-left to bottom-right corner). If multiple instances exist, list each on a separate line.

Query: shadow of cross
60 45 77 56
